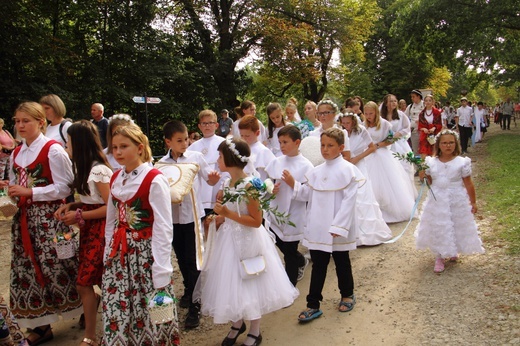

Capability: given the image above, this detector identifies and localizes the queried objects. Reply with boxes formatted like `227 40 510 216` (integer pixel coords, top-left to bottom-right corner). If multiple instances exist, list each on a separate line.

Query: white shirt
293 155 361 252
10 133 73 201
105 163 173 288
266 127 283 157
231 118 268 144
45 121 72 147
405 101 424 125
265 154 314 241
79 163 113 204
188 135 226 209
309 124 351 151
389 110 412 139
158 150 211 224
456 106 473 127
245 141 276 182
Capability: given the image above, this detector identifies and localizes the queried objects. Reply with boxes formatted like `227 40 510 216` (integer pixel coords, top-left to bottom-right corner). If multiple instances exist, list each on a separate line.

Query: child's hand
215 189 223 201
54 204 71 220
0 180 9 188
281 170 295 189
8 185 32 198
59 210 78 226
331 233 340 238
207 171 221 186
471 203 478 214
213 201 229 217
272 182 281 195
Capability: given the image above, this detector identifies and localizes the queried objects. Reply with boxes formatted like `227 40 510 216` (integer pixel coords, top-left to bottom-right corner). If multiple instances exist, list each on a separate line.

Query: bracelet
75 208 86 227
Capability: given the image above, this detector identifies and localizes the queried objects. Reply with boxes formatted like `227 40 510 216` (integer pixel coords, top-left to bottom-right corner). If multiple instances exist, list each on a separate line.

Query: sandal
338 294 356 313
298 308 323 322
81 337 98 346
25 325 53 346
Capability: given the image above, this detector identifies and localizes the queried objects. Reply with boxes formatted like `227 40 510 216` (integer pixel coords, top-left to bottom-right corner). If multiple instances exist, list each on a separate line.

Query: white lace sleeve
461 157 472 178
87 164 113 184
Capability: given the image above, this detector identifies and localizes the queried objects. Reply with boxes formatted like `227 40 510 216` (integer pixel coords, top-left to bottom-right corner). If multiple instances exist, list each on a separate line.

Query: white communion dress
415 156 484 257
194 178 299 324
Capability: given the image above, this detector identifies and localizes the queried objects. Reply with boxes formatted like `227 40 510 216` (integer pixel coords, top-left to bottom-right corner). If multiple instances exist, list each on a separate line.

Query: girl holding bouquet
54 120 113 346
194 138 298 346
415 129 484 273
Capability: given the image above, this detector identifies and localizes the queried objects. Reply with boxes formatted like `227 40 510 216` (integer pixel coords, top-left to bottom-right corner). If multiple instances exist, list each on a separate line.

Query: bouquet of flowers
393 152 435 200
385 130 399 144
53 228 78 259
222 177 295 227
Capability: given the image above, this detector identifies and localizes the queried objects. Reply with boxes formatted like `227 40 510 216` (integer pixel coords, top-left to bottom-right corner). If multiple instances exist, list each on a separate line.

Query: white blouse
105 163 173 288
10 133 73 201
79 163 113 204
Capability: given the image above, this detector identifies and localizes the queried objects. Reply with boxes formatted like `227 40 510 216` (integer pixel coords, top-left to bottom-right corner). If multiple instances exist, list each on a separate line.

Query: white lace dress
415 156 484 257
194 178 298 324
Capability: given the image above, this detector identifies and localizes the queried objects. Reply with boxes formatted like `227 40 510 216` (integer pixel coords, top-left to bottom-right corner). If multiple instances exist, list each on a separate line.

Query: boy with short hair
158 120 220 328
265 125 313 286
283 128 362 322
188 110 226 216
238 115 275 181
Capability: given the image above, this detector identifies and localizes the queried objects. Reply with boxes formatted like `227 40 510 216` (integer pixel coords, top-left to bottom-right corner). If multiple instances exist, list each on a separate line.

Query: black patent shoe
179 294 191 309
221 322 246 346
241 333 262 346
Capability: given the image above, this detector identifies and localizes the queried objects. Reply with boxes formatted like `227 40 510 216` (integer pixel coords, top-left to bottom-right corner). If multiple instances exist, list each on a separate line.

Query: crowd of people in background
2 89 512 345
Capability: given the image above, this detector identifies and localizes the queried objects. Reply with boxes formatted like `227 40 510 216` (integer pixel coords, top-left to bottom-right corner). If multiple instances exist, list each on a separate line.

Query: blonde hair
112 124 152 163
0 118 4 127
198 109 217 123
14 102 47 133
363 101 381 130
39 94 66 119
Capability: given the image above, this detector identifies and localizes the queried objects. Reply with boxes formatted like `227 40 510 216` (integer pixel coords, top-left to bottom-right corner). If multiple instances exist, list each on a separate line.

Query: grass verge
480 133 520 254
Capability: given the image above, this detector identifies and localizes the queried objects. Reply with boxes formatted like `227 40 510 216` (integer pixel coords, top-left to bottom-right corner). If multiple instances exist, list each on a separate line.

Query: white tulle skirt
391 139 418 198
364 148 416 223
193 220 299 324
355 158 393 245
415 184 484 258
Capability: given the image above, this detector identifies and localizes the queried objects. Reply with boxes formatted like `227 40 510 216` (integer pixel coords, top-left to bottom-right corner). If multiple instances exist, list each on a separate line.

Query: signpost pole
144 92 149 137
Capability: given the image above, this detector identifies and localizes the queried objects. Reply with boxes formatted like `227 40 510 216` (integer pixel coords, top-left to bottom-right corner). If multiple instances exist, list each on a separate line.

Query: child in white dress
266 103 288 157
194 138 298 346
415 129 484 273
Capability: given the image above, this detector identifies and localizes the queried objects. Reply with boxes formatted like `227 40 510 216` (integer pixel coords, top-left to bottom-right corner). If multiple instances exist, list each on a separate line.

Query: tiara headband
109 114 134 124
226 138 249 163
317 99 339 113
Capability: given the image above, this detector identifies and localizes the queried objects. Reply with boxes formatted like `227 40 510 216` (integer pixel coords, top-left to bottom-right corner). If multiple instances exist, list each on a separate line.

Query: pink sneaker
434 258 445 273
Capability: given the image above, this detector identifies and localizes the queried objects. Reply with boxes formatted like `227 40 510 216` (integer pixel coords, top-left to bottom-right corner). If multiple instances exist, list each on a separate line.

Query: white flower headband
317 99 339 114
109 114 134 124
226 138 249 163
436 129 459 141
340 112 356 118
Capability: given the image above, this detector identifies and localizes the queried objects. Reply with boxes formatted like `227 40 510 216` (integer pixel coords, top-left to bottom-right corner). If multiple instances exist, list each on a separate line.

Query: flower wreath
108 114 134 124
226 139 249 163
317 99 339 114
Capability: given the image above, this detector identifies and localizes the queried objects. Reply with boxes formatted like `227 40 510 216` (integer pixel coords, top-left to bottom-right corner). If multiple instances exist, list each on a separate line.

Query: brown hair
198 109 217 123
217 138 250 169
321 127 344 146
238 115 259 132
433 129 461 157
39 94 66 119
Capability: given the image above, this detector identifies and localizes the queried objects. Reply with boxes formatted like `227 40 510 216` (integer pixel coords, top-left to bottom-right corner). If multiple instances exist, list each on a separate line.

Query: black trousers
502 114 511 129
172 222 200 306
306 249 354 309
274 232 305 286
458 125 472 153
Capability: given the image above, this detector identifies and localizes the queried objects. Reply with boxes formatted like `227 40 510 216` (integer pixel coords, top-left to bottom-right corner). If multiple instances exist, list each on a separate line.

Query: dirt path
1 123 518 345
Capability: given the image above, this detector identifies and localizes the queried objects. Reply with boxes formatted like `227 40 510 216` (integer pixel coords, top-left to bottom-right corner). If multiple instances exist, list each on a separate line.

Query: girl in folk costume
6 102 81 345
194 138 298 346
54 120 113 346
363 101 416 223
415 130 484 273
418 94 443 159
0 118 16 180
103 125 179 345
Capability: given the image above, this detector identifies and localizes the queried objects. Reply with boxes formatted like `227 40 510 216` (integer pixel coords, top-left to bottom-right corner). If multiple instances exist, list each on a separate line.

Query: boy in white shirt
265 125 313 286
188 110 226 216
238 115 275 181
158 120 220 329
284 128 362 322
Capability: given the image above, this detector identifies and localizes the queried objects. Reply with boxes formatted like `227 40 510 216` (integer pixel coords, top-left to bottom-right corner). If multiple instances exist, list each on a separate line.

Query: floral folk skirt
78 204 105 287
102 231 180 346
10 201 82 329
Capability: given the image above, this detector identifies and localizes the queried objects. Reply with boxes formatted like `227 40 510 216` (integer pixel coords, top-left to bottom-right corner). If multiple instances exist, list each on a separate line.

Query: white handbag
239 255 266 279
